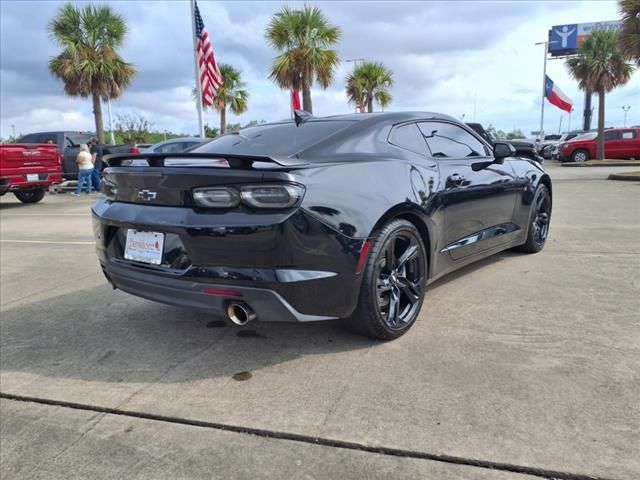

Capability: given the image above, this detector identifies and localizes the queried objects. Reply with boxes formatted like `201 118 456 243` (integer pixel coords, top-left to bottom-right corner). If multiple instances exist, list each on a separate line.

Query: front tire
345 219 427 340
516 184 551 254
14 189 45 204
571 149 589 163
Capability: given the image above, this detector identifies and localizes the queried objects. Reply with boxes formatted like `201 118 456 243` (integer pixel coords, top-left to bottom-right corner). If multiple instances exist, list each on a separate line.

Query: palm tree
265 5 341 114
566 29 634 159
48 3 136 144
345 61 393 113
618 0 640 66
213 64 249 135
193 64 249 135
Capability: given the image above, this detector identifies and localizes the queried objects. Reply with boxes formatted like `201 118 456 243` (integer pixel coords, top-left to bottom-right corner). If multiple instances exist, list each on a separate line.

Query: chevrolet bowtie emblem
137 189 158 201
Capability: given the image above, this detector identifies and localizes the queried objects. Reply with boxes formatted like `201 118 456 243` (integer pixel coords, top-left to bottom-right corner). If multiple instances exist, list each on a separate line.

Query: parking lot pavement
1 165 638 480
0 399 542 480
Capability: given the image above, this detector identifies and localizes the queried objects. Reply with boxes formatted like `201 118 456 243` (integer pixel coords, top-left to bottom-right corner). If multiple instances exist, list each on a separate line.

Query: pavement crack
0 392 617 480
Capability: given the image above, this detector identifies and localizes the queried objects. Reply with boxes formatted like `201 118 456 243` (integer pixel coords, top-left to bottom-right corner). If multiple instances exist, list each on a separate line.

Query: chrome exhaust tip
227 303 256 326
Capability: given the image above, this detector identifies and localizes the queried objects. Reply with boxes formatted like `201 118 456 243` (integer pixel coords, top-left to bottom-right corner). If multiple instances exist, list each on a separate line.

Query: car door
418 121 520 260
603 130 621 158
617 129 639 158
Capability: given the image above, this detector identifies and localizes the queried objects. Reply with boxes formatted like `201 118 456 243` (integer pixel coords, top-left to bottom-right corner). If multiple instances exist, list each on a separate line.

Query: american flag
194 1 223 107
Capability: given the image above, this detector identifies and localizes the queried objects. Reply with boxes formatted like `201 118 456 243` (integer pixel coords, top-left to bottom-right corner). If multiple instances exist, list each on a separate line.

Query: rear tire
345 219 427 340
571 149 589 163
516 184 551 254
14 189 45 204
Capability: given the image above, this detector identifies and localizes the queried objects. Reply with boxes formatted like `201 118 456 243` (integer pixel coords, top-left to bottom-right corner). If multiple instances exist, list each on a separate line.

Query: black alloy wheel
14 189 45 204
517 184 551 253
346 219 427 340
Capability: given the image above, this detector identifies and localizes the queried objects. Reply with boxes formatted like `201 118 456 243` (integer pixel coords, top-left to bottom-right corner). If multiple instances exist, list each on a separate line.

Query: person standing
89 138 104 191
73 144 94 195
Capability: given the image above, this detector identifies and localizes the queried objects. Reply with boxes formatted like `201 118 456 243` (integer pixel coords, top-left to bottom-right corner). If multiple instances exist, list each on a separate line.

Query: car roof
260 111 459 128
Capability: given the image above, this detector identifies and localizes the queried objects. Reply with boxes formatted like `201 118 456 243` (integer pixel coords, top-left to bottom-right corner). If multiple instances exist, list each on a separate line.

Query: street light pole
11 124 16 138
346 58 365 113
622 106 631 127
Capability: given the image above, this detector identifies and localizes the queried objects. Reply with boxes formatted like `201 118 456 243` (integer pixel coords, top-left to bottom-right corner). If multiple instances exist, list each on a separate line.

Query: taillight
240 184 304 209
130 146 140 154
193 187 240 208
192 184 305 209
102 180 117 200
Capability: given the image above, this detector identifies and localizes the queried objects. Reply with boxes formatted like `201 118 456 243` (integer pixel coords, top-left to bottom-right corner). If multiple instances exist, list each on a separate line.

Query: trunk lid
103 153 304 207
0 144 61 175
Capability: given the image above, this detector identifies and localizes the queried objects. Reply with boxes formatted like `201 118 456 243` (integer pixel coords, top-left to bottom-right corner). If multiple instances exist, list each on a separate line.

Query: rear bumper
91 199 366 321
101 260 337 322
0 172 63 194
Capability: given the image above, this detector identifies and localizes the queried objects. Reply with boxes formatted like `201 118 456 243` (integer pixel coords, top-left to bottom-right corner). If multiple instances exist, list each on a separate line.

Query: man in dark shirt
89 138 104 192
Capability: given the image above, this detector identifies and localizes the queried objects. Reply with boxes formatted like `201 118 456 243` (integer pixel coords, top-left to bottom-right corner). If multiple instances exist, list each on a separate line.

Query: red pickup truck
0 144 63 203
559 128 640 162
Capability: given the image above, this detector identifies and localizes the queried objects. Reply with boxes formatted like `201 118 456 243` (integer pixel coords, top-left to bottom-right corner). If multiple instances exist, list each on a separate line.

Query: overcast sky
1 0 638 140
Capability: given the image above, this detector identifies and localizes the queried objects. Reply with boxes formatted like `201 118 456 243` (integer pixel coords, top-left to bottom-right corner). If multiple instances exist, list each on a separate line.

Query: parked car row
558 128 640 162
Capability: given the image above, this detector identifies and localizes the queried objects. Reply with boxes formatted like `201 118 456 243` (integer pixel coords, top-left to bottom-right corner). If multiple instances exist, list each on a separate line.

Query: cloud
1 0 638 140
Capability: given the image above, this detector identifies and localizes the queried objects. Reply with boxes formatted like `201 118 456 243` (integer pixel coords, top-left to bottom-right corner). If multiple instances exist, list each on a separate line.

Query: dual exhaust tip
227 302 256 326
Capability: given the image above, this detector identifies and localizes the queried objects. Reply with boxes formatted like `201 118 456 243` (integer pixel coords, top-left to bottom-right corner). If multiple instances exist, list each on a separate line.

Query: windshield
570 132 597 142
191 121 355 157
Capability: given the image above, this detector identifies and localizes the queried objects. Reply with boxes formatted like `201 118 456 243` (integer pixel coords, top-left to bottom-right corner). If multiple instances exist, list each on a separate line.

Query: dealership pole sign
548 21 621 56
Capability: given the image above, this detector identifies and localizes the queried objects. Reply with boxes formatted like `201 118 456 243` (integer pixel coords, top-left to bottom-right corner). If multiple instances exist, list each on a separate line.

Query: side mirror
494 142 516 160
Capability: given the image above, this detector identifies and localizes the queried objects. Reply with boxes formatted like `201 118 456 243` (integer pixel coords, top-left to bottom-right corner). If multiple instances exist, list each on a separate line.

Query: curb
608 173 640 181
562 160 640 167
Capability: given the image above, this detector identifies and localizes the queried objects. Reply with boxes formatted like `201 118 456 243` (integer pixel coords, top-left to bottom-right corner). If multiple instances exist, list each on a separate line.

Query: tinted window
19 134 39 143
604 131 619 141
157 142 193 153
418 122 487 158
66 133 94 146
389 123 429 155
192 121 355 157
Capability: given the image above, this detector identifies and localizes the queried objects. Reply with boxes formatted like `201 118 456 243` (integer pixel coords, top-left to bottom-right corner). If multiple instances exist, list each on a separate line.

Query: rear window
66 133 94 146
191 121 355 157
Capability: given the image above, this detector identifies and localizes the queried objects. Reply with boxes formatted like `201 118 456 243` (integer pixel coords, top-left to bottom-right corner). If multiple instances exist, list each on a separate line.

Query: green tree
265 5 341 114
48 3 136 144
114 114 152 143
345 61 393 113
566 29 635 159
214 64 249 135
618 0 640 66
193 64 249 135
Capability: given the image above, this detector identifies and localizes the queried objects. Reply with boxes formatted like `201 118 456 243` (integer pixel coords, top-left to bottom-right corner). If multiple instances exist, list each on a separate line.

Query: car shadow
0 285 378 386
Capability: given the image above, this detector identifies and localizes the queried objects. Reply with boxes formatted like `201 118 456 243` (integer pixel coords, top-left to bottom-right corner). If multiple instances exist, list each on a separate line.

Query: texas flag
544 75 573 113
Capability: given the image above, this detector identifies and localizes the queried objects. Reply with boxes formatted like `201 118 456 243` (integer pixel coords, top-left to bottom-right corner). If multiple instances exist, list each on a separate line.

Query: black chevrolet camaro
93 112 552 340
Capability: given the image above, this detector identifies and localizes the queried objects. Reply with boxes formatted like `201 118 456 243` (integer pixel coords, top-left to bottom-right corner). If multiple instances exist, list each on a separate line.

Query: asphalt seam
0 392 615 480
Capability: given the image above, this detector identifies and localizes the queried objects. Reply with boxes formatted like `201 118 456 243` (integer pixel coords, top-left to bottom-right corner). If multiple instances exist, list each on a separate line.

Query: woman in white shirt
73 144 95 195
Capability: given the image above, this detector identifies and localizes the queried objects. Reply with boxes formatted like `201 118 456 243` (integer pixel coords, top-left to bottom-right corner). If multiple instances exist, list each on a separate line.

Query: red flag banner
194 1 223 107
291 90 301 111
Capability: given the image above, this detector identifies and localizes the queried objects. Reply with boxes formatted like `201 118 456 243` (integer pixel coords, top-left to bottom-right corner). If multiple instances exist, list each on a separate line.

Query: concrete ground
1 162 638 480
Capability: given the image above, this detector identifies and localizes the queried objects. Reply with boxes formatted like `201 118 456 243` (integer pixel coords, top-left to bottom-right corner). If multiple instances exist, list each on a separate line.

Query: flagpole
190 0 205 138
535 40 548 144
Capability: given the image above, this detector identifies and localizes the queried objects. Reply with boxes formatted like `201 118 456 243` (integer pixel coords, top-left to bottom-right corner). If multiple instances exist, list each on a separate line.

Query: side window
157 142 187 153
621 130 636 140
388 123 430 156
604 130 619 141
418 122 488 158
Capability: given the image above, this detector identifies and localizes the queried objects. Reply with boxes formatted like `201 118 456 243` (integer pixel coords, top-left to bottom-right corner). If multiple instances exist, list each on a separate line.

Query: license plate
26 174 39 182
124 230 164 265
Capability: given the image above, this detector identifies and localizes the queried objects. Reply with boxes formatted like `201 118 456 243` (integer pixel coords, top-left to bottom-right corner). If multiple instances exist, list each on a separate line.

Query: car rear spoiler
103 152 309 169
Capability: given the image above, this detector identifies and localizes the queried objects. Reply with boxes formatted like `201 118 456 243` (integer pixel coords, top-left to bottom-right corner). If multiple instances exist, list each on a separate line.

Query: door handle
446 173 466 187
